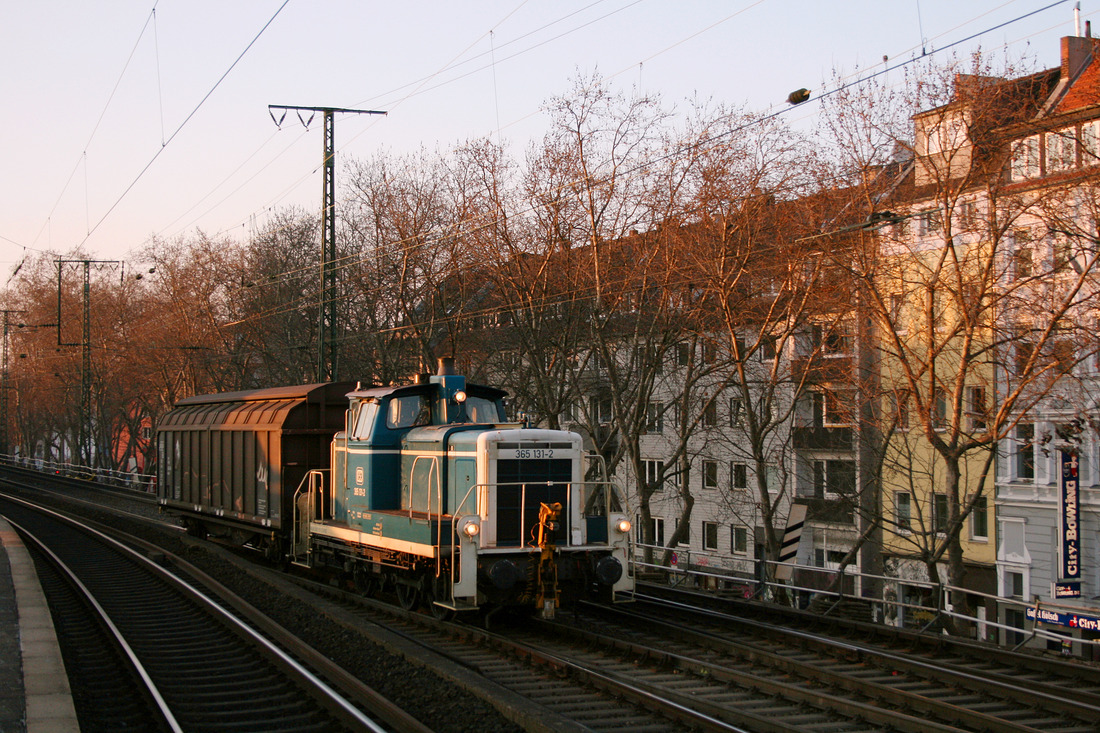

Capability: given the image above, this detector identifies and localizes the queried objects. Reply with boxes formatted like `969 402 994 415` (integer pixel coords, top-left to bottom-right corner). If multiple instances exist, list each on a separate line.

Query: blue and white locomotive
157 360 633 616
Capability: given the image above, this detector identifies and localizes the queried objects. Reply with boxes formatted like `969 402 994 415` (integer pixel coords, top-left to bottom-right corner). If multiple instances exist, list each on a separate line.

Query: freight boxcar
156 382 355 555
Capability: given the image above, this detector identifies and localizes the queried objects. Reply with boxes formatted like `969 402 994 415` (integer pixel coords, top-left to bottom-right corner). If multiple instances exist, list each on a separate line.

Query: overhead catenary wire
28 3 162 251
149 0 650 250
76 0 292 249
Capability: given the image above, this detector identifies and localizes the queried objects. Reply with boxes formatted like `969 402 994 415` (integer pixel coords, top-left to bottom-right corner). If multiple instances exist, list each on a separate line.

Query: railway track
539 592 1100 732
0 493 416 733
277 569 735 732
645 583 1100 708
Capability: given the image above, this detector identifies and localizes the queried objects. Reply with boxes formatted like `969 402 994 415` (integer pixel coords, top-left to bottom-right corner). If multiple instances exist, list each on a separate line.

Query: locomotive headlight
459 517 480 538
453 390 467 403
615 518 632 534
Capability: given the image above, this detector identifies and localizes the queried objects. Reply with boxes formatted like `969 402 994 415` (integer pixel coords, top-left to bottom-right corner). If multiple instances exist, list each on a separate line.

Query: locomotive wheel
427 576 455 621
354 567 379 597
395 580 420 611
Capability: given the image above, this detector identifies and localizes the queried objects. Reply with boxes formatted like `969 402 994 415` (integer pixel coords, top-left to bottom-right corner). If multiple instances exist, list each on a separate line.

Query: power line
77 0 292 249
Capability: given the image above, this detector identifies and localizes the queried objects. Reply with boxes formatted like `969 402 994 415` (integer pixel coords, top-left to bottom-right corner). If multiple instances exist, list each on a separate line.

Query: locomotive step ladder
290 470 325 567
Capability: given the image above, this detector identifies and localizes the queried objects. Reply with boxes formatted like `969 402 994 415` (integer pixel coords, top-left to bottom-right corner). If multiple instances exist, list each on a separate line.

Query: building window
888 295 906 330
1007 570 1025 599
703 341 717 363
1049 338 1075 375
703 460 719 490
823 325 851 356
1052 233 1073 272
932 389 948 430
1011 135 1040 180
933 493 949 535
642 459 663 492
918 208 943 236
588 395 612 424
1013 229 1033 279
760 335 777 360
703 521 718 550
895 491 912 532
958 198 978 229
887 389 910 430
1016 424 1035 480
925 114 966 154
814 459 855 498
966 386 987 431
731 526 748 554
1015 333 1035 376
1083 121 1100 165
823 389 854 427
970 495 988 540
729 397 743 427
1005 608 1027 646
676 342 691 366
703 400 717 427
1046 128 1077 172
731 462 748 490
644 401 663 433
636 516 664 546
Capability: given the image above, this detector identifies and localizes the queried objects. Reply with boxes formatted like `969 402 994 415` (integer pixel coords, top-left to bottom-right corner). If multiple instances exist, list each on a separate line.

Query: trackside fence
632 542 1100 658
0 453 156 492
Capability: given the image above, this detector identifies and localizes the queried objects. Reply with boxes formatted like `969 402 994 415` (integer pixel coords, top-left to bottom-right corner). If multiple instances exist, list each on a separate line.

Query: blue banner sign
1026 606 1100 632
1058 450 1081 598
1055 581 1081 599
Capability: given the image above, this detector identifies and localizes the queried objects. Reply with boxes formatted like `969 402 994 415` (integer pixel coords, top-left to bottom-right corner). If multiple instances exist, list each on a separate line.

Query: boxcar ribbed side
156 382 354 540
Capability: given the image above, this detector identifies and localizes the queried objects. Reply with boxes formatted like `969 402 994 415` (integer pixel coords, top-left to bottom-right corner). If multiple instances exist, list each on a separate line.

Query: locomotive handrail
290 469 326 562
453 478 629 549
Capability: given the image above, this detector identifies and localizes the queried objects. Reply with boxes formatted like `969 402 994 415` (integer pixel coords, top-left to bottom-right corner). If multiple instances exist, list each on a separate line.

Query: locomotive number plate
513 448 553 459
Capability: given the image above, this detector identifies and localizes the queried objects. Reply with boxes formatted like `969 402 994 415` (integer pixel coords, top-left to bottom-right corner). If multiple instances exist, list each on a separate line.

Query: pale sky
1 0 1092 273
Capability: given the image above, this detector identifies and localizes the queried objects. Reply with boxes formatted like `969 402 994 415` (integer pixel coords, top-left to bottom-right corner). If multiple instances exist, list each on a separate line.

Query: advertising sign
1026 605 1100 632
1057 450 1082 599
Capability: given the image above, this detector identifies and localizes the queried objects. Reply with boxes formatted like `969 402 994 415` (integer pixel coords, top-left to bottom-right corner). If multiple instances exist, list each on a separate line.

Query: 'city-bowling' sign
1056 450 1081 599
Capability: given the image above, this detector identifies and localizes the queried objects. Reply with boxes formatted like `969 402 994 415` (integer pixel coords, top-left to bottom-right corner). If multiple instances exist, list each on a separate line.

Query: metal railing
631 544 1100 655
0 453 156 492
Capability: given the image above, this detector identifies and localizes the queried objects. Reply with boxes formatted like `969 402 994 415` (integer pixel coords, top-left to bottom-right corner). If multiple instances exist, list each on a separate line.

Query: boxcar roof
173 382 358 406
161 382 358 432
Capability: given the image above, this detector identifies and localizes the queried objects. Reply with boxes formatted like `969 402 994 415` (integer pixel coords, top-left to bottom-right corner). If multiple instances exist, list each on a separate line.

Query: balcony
793 425 853 450
792 354 854 384
799 497 854 525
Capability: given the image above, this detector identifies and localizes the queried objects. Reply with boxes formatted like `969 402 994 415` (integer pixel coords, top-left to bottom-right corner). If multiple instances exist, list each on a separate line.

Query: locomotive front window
464 396 503 423
387 395 430 429
351 400 379 439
